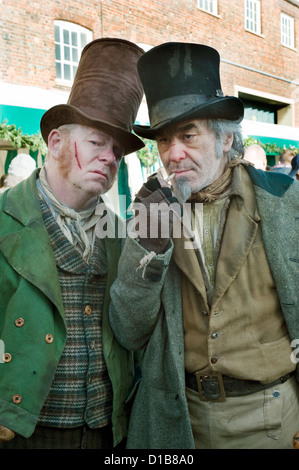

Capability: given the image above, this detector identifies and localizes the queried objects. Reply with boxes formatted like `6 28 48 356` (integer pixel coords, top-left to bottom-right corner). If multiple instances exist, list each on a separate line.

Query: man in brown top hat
0 38 144 449
109 42 299 449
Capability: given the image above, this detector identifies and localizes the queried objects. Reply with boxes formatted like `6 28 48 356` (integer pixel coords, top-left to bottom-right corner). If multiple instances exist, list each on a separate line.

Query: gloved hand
132 176 182 253
0 425 15 444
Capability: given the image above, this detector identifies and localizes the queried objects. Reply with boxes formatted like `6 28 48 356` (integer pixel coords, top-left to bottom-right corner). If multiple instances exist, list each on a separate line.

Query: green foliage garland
0 119 47 155
136 137 159 167
244 137 299 155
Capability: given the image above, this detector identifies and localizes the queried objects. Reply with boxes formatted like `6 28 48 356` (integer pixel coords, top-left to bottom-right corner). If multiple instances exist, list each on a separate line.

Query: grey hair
207 119 244 161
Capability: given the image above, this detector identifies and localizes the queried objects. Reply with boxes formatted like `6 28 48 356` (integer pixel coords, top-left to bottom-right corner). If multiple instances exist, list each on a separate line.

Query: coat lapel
213 168 260 308
0 171 65 318
213 197 259 307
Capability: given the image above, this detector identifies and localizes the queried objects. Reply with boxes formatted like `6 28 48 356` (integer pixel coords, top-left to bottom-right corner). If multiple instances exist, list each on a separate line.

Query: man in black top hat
0 38 144 449
109 42 299 449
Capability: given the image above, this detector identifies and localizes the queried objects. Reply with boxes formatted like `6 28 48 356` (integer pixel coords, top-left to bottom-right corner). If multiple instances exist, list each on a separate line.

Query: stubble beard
172 177 192 203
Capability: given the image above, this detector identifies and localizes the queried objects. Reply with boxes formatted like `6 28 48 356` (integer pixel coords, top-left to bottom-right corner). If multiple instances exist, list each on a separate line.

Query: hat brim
133 96 244 140
40 104 144 156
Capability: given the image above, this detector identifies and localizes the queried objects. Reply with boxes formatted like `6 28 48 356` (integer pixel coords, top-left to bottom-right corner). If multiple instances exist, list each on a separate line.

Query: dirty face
156 119 231 197
57 124 124 198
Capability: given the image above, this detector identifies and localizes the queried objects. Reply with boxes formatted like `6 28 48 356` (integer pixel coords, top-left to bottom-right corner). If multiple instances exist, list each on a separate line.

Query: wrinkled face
156 119 232 197
57 125 124 198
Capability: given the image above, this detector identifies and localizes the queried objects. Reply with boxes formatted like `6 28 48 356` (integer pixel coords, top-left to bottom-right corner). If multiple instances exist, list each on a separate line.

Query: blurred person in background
271 148 295 174
289 154 299 181
244 143 268 171
0 153 36 193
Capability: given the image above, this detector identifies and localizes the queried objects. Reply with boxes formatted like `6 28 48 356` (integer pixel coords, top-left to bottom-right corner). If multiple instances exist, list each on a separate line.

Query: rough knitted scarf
188 157 250 203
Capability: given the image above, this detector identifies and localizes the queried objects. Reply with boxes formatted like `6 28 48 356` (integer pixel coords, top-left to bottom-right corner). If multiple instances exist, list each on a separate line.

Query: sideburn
57 135 73 178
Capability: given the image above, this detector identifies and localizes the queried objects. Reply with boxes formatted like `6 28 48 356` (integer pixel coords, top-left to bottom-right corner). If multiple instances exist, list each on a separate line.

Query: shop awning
242 119 299 150
0 104 46 135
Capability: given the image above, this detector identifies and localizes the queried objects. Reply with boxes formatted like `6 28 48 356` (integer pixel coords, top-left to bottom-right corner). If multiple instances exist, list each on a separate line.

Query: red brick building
1 0 299 210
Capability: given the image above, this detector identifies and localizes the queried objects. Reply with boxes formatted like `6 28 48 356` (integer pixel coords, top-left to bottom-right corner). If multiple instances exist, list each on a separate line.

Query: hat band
150 92 224 129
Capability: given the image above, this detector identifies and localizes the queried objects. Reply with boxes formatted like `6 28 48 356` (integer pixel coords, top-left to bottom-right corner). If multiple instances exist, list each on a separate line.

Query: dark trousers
2 423 118 449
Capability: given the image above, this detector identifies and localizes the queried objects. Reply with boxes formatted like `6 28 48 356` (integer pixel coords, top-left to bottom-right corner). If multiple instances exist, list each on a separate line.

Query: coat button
211 332 218 339
3 353 12 363
45 334 54 344
211 356 218 364
12 394 22 404
84 305 92 316
15 318 25 327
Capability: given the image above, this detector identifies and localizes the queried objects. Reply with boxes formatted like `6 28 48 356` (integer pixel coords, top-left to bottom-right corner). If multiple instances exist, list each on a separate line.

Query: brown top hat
133 42 244 139
40 38 145 155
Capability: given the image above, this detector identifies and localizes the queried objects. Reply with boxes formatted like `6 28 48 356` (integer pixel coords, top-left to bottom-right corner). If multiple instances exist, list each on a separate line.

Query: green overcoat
0 169 132 446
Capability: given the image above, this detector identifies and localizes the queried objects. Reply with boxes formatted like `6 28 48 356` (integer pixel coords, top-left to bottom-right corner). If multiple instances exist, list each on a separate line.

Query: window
239 91 293 126
54 21 92 85
281 13 295 49
243 99 276 124
244 0 261 35
196 0 218 16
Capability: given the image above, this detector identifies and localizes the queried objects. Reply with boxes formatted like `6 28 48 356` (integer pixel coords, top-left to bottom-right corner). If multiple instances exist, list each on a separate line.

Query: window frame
281 12 295 49
244 0 261 36
196 0 218 17
54 20 92 86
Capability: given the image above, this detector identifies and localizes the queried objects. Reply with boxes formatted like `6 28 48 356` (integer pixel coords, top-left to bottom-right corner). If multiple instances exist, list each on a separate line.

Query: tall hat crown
41 38 145 155
133 42 244 139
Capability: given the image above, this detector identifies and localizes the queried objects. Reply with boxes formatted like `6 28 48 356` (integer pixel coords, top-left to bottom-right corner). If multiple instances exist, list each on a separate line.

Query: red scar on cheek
74 141 82 170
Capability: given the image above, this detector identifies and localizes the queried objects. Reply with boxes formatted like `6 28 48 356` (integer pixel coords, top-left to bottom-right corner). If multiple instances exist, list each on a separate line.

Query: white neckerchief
37 167 102 263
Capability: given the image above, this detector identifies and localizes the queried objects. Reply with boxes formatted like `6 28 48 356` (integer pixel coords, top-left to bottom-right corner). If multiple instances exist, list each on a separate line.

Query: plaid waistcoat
38 199 113 428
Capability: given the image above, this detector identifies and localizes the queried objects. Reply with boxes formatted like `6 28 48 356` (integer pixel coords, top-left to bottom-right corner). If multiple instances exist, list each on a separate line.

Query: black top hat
40 38 145 155
133 42 244 140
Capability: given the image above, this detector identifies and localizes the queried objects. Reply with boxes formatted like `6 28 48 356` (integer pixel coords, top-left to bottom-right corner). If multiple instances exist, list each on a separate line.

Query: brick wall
1 0 299 123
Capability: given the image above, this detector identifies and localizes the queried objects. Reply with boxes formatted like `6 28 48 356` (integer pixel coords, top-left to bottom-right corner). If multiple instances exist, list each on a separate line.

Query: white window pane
55 44 61 61
64 45 70 61
72 47 78 62
245 0 261 34
281 13 294 48
197 0 217 15
54 21 92 84
63 29 70 45
64 64 71 81
71 32 78 46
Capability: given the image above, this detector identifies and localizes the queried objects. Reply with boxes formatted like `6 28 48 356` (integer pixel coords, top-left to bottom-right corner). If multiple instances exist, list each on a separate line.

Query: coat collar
0 170 63 318
213 166 260 306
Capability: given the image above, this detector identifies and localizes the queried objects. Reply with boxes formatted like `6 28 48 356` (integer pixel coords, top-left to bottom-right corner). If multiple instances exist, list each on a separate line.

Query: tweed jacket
0 169 133 446
109 165 299 449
